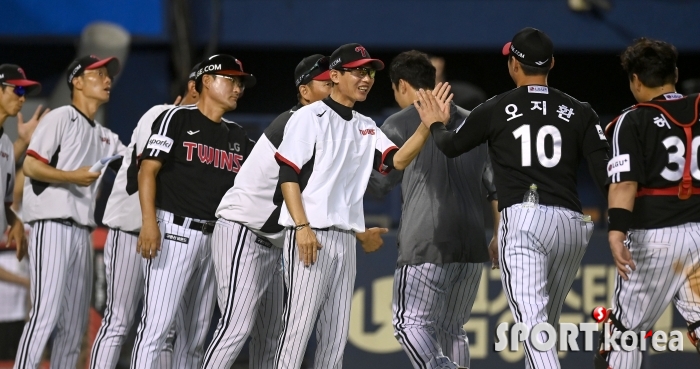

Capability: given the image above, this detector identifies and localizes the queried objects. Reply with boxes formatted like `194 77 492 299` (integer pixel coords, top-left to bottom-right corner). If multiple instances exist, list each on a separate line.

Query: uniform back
476 85 608 211
608 93 700 228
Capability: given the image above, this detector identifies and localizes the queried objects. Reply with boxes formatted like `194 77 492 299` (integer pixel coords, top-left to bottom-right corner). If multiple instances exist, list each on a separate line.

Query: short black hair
621 37 678 88
389 50 436 90
195 77 204 94
511 56 551 76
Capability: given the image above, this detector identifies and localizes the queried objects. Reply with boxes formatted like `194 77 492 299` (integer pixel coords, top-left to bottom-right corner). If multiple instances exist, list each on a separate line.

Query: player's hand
356 227 388 253
609 230 636 281
488 236 499 269
416 84 453 129
69 166 101 186
17 104 50 144
296 226 321 267
138 220 161 259
10 219 28 261
171 95 182 106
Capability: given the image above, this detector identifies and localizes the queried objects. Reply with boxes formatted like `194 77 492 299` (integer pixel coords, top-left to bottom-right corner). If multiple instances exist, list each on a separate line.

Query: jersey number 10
513 124 562 168
661 135 700 181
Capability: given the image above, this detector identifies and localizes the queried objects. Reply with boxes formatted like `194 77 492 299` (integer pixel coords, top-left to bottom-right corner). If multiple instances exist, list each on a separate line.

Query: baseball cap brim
502 42 512 56
86 57 121 78
313 70 331 81
215 70 257 88
343 59 385 71
5 79 41 96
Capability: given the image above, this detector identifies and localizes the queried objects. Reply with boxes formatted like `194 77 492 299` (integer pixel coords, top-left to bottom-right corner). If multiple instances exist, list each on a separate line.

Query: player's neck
330 89 356 109
71 95 103 121
0 109 8 128
515 75 548 88
196 97 225 123
638 84 677 102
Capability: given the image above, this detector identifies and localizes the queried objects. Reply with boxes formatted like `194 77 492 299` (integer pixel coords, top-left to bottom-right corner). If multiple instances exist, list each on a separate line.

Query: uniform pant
201 220 284 368
14 220 92 369
90 228 174 369
131 210 216 369
606 222 700 369
274 227 356 369
393 262 482 369
499 204 593 369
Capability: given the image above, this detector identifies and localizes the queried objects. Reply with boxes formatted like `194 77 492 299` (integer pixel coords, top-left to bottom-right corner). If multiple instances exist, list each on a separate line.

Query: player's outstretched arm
138 159 163 259
23 156 99 186
393 83 453 169
608 181 637 280
281 182 321 267
356 227 389 253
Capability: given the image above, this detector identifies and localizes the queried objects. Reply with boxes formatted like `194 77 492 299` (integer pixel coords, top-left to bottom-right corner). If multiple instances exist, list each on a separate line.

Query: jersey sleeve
607 111 644 184
26 110 65 165
581 104 609 156
136 107 170 156
373 127 399 175
431 99 491 158
275 109 317 174
141 108 183 162
481 151 498 201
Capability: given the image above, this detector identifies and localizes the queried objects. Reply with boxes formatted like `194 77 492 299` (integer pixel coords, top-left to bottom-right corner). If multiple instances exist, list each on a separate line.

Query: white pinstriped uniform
90 105 176 369
130 210 216 369
15 105 124 369
499 204 593 369
604 96 700 368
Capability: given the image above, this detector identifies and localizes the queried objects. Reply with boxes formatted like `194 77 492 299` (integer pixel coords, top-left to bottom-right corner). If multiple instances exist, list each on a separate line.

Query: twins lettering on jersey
183 142 243 173
358 128 375 136
0 151 8 160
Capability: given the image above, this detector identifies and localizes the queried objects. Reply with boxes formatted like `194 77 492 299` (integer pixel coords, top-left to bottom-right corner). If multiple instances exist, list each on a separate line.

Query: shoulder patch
607 154 630 177
527 86 549 94
146 134 174 153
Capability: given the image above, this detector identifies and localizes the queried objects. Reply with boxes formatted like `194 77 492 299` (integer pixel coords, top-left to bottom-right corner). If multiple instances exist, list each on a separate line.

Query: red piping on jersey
632 94 700 200
379 146 398 175
26 150 48 164
274 152 300 174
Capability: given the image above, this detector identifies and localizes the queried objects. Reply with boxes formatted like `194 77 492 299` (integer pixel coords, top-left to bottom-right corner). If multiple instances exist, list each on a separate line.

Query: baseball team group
0 26 697 369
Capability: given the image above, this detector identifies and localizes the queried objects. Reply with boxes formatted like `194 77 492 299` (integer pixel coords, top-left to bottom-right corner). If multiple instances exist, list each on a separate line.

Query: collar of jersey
70 105 96 127
652 93 684 101
322 97 353 121
291 102 303 113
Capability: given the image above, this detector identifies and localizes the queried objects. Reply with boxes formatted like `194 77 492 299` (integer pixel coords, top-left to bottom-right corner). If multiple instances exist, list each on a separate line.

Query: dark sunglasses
296 57 330 86
2 83 27 97
341 67 376 79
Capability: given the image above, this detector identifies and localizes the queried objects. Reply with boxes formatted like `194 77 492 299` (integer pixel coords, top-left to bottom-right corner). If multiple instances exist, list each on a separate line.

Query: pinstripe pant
393 262 482 369
89 228 174 369
14 220 92 369
606 222 700 369
201 219 284 368
274 227 356 369
499 204 593 369
131 210 216 369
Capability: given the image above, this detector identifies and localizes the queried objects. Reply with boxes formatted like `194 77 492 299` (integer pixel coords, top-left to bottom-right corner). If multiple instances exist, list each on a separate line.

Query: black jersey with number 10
431 85 609 212
141 105 255 220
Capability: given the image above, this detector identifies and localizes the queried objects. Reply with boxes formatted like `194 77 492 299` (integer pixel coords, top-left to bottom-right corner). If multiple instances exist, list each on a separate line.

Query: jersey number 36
661 135 700 181
513 124 562 168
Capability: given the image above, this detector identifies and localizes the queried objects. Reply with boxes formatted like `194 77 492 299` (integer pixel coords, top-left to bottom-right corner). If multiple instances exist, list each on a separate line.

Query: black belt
46 218 92 230
172 215 216 234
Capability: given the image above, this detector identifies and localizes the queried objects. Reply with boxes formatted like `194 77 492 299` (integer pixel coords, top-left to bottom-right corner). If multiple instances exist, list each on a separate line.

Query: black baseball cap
0 64 41 96
329 43 384 71
502 27 553 67
294 54 331 87
188 62 202 81
195 54 256 88
66 55 121 88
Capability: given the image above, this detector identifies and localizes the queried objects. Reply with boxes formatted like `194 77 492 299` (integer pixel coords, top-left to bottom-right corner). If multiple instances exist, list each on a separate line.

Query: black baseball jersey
141 105 255 220
431 85 609 212
607 93 700 229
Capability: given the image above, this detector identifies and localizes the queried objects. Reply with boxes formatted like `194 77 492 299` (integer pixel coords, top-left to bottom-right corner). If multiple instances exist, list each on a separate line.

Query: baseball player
88 63 202 369
273 43 452 369
418 28 609 369
366 50 498 369
596 38 700 369
0 63 41 360
201 54 331 368
132 54 256 368
15 55 125 369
